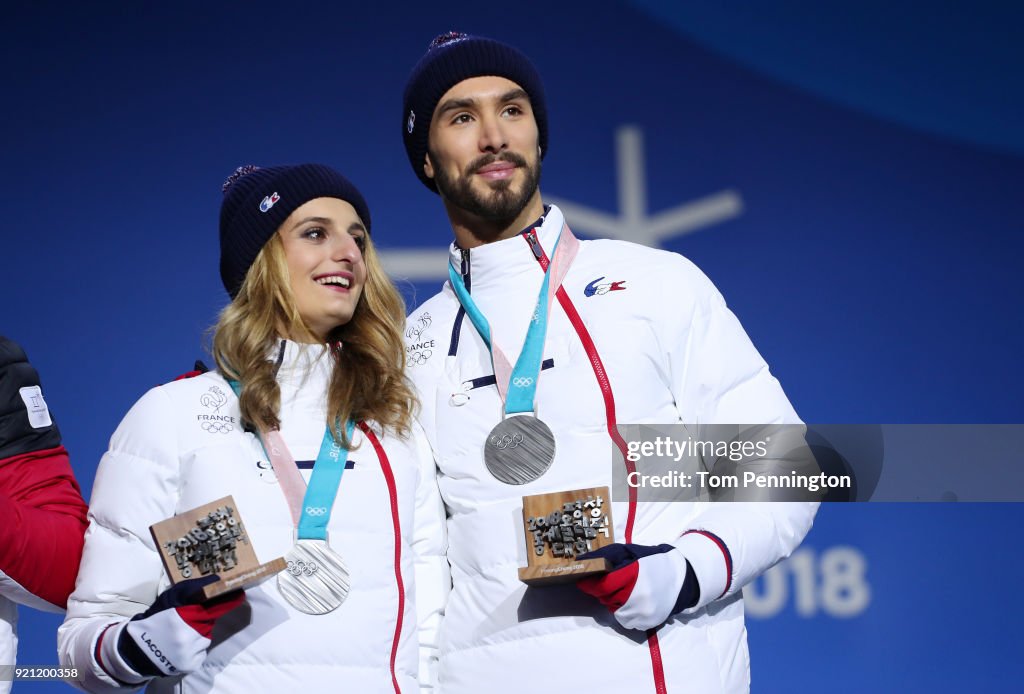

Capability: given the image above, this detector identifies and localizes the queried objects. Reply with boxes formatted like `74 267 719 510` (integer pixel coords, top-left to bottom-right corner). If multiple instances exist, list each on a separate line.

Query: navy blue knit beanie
219 163 371 299
402 32 548 193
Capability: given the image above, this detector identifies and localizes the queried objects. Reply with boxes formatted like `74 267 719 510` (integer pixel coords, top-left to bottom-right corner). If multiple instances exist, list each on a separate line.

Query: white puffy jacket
59 341 449 693
404 205 817 693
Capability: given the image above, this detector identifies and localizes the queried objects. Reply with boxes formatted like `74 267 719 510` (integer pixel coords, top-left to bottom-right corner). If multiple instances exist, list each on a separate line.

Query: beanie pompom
222 165 262 193
429 31 468 49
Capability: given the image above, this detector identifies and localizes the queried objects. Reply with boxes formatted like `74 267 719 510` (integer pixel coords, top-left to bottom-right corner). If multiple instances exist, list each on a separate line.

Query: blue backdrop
4 2 1022 691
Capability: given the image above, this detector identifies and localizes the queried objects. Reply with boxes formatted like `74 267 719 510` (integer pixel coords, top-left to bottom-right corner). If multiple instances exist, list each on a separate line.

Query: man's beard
431 150 541 223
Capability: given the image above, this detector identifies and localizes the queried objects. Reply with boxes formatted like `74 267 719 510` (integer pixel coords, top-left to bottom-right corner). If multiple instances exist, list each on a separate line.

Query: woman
58 164 448 693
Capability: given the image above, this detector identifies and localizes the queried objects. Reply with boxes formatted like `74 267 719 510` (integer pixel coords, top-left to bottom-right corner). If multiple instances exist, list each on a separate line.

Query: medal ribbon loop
228 379 354 540
448 225 579 414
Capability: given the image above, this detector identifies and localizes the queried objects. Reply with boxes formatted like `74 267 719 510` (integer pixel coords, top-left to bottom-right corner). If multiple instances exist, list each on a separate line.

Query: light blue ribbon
447 231 561 415
228 379 354 541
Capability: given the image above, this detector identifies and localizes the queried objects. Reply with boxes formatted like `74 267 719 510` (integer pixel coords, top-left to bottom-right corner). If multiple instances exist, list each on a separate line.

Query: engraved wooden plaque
149 495 286 600
518 486 614 586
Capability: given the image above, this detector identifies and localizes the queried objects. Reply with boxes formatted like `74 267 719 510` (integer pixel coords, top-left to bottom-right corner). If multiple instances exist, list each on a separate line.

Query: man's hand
576 543 699 631
99 575 244 684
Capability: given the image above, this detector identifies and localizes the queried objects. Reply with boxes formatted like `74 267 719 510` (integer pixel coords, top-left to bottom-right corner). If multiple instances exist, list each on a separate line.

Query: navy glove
97 575 245 684
577 543 699 631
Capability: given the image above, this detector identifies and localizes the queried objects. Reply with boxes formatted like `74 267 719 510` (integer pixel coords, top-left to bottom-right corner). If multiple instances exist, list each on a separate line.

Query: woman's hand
100 575 245 683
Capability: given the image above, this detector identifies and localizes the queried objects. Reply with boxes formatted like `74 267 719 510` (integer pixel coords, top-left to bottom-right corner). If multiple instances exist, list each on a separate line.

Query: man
0 336 88 692
400 32 818 692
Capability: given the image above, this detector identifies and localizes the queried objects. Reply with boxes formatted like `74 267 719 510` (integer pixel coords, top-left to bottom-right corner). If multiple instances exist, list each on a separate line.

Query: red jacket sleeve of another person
0 336 88 610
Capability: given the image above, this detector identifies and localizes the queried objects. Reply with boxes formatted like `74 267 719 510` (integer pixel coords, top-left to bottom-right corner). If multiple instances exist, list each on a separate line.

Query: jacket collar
273 338 333 390
446 204 565 291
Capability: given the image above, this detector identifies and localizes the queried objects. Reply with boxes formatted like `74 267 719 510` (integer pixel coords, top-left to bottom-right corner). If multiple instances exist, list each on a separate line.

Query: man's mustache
466 152 528 176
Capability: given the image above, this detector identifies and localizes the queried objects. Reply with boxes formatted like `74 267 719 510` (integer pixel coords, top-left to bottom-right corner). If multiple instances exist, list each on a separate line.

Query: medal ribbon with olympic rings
448 225 579 415
229 379 355 541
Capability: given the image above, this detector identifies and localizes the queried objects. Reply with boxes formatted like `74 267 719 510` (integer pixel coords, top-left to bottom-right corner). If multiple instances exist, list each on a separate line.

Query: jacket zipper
524 229 543 259
522 231 665 694
358 423 406 694
448 248 472 356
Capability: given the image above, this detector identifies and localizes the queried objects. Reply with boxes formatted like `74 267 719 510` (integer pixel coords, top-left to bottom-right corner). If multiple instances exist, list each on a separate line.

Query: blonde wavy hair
211 231 415 447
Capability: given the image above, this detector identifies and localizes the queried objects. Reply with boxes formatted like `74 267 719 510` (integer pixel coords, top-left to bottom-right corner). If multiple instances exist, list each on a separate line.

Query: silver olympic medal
278 539 350 615
484 415 556 485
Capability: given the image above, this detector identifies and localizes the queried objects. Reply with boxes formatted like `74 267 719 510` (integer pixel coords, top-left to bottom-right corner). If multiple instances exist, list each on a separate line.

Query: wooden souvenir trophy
149 495 287 599
518 486 614 585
